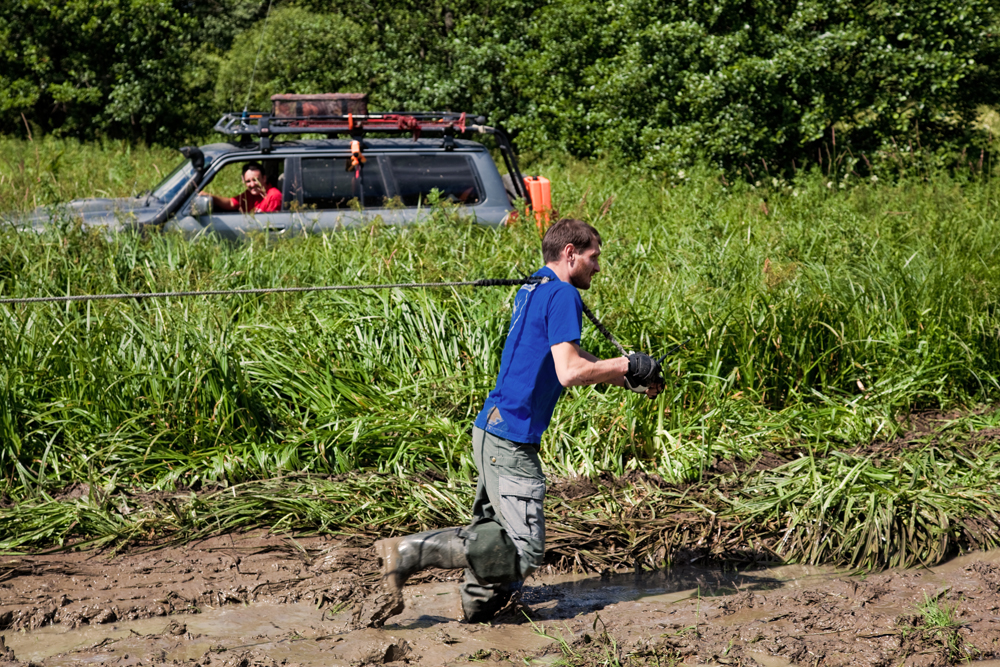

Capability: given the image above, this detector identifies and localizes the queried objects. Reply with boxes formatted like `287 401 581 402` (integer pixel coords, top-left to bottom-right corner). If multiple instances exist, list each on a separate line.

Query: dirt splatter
969 561 1000 594
0 635 16 663
852 406 1000 458
200 649 303 667
709 450 789 476
350 591 404 629
548 477 599 501
352 638 411 665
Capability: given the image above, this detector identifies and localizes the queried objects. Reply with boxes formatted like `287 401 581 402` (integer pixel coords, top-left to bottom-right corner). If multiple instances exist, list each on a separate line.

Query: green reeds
2 137 1000 568
734 446 1000 569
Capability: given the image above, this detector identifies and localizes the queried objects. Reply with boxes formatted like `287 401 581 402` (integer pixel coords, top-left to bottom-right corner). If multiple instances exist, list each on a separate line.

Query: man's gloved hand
624 352 663 394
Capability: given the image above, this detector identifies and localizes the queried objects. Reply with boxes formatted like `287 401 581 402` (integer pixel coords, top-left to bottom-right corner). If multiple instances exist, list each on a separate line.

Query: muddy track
4 532 1000 666
0 533 375 634
4 411 1000 665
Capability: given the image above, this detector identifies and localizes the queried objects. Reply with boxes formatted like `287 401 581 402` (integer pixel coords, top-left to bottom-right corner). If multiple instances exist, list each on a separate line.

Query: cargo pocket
497 476 546 544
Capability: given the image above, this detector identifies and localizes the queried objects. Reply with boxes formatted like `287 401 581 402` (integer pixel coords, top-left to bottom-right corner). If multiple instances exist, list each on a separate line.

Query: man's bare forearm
212 194 237 211
578 348 626 387
552 342 628 387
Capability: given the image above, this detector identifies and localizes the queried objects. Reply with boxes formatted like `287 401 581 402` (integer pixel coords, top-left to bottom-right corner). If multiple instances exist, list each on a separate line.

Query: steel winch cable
242 0 275 116
0 276 661 358
0 277 550 305
580 301 627 357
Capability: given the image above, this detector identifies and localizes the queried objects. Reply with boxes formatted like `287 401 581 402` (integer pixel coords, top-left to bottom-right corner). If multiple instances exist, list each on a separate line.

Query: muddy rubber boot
461 569 521 623
375 527 469 593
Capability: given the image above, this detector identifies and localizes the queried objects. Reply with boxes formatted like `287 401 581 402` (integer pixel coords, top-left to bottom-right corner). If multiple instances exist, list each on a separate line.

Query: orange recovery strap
348 138 366 177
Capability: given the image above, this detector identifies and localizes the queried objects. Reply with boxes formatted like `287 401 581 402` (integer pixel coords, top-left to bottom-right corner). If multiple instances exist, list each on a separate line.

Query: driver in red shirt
201 162 282 213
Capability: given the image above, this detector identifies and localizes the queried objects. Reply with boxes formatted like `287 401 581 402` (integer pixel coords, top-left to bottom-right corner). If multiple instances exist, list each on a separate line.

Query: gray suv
17 94 538 238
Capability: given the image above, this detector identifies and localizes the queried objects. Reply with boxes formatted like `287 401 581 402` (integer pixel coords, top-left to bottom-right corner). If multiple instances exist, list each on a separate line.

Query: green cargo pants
461 425 546 621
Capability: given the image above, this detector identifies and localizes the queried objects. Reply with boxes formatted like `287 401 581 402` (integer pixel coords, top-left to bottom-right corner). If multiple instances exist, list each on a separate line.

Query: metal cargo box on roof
271 93 369 118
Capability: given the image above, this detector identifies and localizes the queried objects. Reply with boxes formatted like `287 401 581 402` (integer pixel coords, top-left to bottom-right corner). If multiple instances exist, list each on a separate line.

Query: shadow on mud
394 562 820 629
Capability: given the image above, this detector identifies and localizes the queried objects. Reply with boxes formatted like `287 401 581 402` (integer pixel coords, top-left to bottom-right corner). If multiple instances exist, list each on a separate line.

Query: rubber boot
375 528 469 593
461 570 522 623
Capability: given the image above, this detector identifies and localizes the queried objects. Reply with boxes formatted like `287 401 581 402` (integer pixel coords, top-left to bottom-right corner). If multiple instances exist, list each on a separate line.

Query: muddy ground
3 532 1000 666
4 409 1000 666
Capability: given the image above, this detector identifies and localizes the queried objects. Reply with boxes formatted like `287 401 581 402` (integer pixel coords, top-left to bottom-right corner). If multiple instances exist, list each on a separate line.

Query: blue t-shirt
473 266 583 444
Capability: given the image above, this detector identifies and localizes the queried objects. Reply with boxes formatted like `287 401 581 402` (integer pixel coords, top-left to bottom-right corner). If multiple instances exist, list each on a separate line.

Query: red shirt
232 186 282 213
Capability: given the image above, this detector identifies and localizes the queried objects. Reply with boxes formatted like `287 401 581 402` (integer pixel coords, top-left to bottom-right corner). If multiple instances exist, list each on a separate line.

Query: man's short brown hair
541 218 602 263
242 161 266 179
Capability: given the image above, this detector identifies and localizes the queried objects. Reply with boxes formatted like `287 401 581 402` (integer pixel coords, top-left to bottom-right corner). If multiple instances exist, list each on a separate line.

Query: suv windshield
150 160 197 202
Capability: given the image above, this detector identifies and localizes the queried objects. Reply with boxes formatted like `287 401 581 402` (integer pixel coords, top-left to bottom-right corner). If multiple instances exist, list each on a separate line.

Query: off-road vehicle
16 94 550 238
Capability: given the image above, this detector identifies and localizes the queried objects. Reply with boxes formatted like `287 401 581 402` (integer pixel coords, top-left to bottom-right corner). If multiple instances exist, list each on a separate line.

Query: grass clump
2 139 1000 570
735 444 1000 569
917 592 960 629
897 591 977 662
0 136 177 214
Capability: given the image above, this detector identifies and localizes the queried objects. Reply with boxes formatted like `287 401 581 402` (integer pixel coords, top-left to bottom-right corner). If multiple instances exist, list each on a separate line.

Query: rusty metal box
271 93 368 117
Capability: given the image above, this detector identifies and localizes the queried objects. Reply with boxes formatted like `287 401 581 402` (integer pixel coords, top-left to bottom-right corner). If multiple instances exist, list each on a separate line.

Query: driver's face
243 169 266 195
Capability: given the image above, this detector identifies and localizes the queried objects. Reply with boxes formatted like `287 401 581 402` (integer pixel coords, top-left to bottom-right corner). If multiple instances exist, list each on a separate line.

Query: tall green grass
2 136 1000 567
0 137 177 213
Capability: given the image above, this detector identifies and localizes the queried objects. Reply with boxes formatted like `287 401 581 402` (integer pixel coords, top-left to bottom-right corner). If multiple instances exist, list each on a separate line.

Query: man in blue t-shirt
374 219 664 623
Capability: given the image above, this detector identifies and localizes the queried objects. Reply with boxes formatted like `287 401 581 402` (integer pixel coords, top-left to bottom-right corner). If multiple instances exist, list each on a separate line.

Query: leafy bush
0 0 266 143
213 7 374 112
2 0 998 169
507 0 1000 171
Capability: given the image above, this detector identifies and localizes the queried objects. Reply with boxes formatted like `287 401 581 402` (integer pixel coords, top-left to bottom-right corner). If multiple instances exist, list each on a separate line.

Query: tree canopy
1 0 997 170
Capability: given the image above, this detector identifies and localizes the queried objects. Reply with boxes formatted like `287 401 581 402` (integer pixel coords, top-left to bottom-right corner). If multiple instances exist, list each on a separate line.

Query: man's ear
562 243 577 262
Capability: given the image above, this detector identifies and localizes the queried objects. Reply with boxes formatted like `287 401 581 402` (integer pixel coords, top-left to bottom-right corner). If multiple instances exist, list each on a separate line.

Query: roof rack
212 110 532 205
213 110 485 140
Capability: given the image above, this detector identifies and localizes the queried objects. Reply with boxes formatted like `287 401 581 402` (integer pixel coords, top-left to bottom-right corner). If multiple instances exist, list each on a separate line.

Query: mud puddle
4 533 1000 666
3 561 819 666
2 585 555 666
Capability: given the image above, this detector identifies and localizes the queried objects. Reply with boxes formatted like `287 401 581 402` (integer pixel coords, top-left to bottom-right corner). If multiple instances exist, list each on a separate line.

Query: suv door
290 155 397 231
168 157 293 240
383 153 484 209
290 152 488 229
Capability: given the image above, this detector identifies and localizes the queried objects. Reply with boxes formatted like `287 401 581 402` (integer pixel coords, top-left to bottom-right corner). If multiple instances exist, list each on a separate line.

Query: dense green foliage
2 0 998 168
3 139 1000 567
0 0 267 143
510 0 1000 171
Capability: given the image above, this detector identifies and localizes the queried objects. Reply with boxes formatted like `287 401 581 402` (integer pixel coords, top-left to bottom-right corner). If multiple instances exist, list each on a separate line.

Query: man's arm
201 192 239 212
553 342 664 398
551 341 628 387
577 347 626 387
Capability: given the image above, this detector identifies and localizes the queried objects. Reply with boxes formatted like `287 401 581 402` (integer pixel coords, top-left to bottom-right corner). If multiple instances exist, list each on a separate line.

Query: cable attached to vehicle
242 0 276 120
0 277 548 305
0 277 690 367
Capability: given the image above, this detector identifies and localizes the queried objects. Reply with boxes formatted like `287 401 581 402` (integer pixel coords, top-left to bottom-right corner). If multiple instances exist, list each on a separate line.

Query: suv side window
202 159 286 211
387 155 481 207
301 157 388 209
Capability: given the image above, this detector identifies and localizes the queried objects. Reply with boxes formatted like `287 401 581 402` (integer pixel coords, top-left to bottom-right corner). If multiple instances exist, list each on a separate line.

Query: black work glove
624 352 663 394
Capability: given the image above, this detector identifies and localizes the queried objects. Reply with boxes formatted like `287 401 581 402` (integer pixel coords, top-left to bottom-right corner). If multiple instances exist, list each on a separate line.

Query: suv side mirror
190 195 212 217
179 146 205 174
